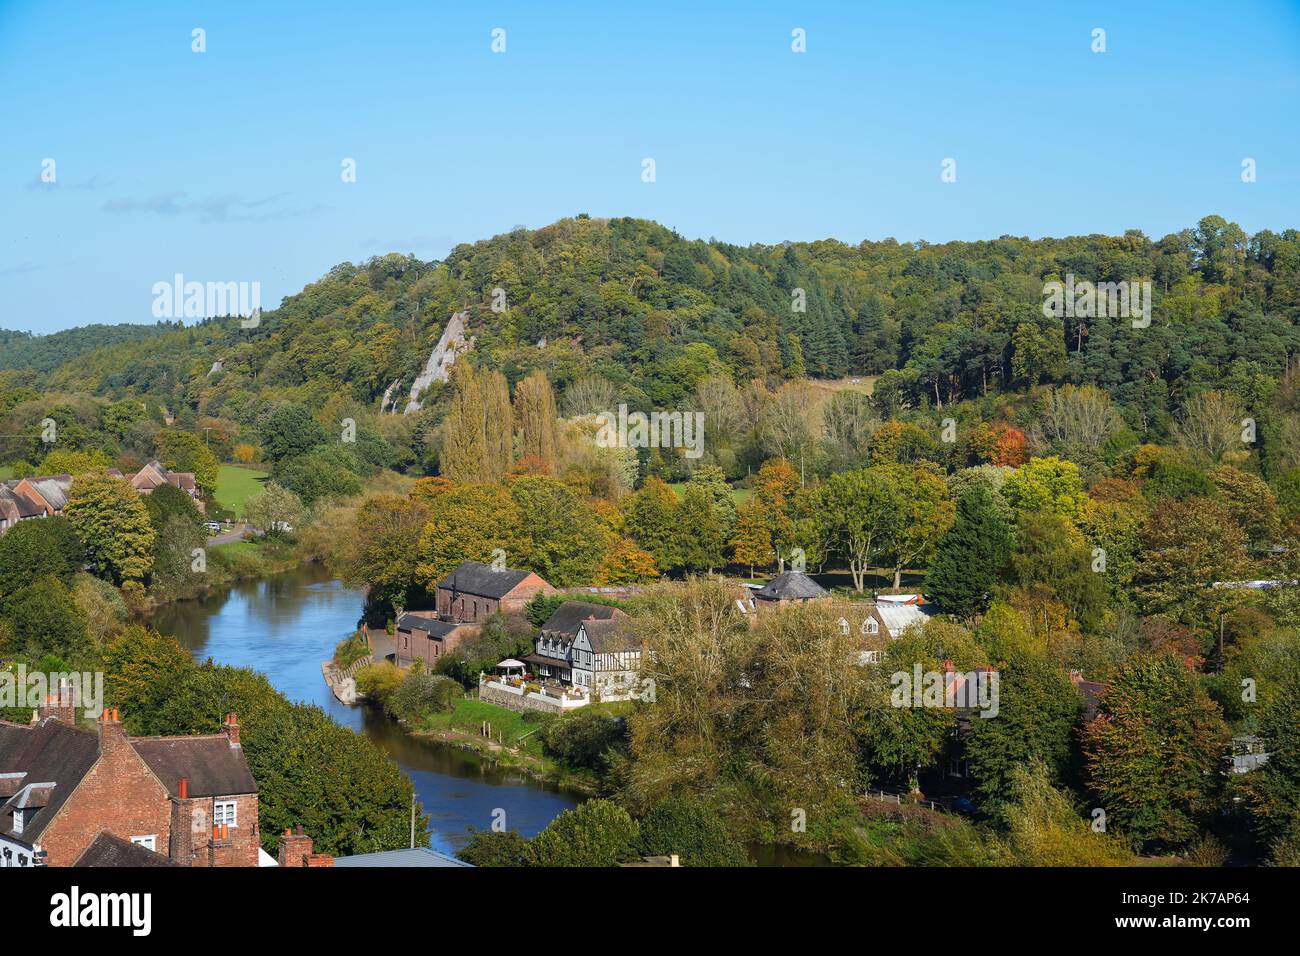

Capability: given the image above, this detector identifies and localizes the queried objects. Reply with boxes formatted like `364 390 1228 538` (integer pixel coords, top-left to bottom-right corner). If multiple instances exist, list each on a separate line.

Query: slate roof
27 476 72 511
0 719 100 843
753 571 828 601
76 832 180 868
437 561 533 599
331 847 472 868
540 601 624 639
131 735 257 797
579 618 639 654
395 612 464 638
874 602 932 636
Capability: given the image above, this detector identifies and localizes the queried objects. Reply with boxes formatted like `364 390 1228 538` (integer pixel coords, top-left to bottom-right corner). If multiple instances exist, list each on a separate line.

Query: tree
812 468 902 591
879 466 954 589
678 483 726 573
509 475 604 585
964 655 1082 815
1132 498 1248 626
1002 456 1086 519
258 403 328 464
1175 390 1248 464
636 797 748 866
729 498 773 577
243 482 305 537
594 537 658 585
1241 662 1300 852
64 472 155 583
154 429 220 496
458 828 533 867
414 484 522 587
0 517 82 609
1082 654 1230 851
1004 511 1108 633
275 446 364 505
624 477 683 573
925 484 1013 619
1209 465 1280 543
527 799 640 867
1000 760 1133 866
3 575 92 662
341 494 430 609
514 370 559 466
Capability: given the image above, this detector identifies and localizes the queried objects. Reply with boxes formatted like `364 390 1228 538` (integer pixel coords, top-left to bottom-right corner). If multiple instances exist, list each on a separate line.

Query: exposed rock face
402 311 472 415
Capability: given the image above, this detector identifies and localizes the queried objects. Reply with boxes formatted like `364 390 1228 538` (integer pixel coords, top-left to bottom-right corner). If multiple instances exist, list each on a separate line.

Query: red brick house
0 707 258 868
393 612 480 667
435 561 554 622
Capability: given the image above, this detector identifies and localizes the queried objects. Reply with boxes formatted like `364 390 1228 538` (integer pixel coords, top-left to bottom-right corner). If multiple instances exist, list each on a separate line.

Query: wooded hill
3 214 1298 448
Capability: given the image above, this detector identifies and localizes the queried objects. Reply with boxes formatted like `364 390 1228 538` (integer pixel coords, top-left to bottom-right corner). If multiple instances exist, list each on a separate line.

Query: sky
2 0 1299 335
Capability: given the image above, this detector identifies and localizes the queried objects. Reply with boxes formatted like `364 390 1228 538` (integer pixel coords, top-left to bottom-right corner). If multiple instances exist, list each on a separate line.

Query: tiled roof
0 719 100 843
76 832 180 867
580 618 638 654
395 612 464 638
754 571 828 601
437 561 534 599
541 601 624 638
131 735 257 797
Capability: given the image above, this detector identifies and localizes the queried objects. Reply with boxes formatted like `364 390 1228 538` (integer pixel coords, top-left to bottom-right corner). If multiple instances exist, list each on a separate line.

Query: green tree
243 482 305 537
0 516 82 609
924 484 1013 619
527 799 641 867
64 471 156 583
624 477 683 573
259 403 328 464
636 797 748 867
812 467 903 591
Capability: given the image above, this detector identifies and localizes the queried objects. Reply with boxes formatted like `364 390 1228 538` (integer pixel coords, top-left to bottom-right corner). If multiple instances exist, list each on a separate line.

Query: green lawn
0 466 13 481
670 482 751 506
215 465 269 518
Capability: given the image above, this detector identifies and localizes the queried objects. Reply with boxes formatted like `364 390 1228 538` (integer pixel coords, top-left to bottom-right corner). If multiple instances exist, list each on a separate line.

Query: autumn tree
341 494 430 609
514 370 559 467
1132 497 1248 626
623 477 683 573
414 484 522 587
1082 654 1230 851
812 468 902 591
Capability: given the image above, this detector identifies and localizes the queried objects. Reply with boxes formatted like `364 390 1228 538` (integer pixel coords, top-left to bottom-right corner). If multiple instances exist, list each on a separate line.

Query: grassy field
670 482 752 506
0 466 12 481
214 464 269 518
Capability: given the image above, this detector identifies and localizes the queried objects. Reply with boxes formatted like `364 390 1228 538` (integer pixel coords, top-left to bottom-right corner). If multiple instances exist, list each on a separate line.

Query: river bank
147 562 584 854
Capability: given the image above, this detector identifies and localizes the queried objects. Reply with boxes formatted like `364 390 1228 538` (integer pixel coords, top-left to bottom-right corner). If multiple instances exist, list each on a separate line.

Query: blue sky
2 0 1298 335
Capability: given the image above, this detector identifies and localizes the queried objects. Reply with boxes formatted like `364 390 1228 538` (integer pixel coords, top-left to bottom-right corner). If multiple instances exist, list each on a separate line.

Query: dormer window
12 808 24 834
864 618 879 635
838 618 850 635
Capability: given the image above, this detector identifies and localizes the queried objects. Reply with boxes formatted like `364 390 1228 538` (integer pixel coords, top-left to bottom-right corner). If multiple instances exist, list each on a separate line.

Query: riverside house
524 601 641 699
435 560 555 622
0 460 202 536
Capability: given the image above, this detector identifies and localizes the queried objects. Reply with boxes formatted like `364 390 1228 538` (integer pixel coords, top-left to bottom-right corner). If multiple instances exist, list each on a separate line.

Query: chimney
169 777 194 866
98 707 128 756
942 659 955 673
207 822 233 868
224 712 240 747
278 824 333 868
37 681 77 725
669 854 680 867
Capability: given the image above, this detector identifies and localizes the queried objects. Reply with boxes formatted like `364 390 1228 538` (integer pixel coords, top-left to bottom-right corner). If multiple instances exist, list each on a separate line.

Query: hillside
1 215 1298 451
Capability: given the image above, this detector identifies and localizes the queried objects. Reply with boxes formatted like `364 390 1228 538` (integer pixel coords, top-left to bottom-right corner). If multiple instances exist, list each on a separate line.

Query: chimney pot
178 776 189 800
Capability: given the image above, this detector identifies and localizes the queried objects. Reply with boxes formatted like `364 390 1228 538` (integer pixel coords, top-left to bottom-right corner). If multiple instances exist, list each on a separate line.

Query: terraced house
0 702 259 868
0 459 201 536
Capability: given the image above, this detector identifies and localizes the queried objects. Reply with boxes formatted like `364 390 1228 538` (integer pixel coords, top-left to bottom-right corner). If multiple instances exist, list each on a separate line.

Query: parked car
205 521 222 533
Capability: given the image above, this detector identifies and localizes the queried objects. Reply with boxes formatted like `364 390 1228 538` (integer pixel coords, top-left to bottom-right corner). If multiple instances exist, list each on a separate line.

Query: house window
12 809 23 834
838 618 849 635
131 835 157 852
214 800 238 828
862 650 880 664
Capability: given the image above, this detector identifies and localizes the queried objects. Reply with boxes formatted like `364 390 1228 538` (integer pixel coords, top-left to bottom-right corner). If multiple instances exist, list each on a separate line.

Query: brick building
435 560 554 622
393 612 479 667
0 706 258 868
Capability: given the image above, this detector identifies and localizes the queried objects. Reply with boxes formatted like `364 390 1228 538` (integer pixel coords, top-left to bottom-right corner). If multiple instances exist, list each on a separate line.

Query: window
838 618 849 635
12 809 23 835
214 800 238 828
862 650 880 664
131 835 157 852
864 618 879 635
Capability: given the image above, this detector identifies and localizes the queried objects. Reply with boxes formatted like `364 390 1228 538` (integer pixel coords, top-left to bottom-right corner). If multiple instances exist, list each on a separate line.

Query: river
149 562 580 856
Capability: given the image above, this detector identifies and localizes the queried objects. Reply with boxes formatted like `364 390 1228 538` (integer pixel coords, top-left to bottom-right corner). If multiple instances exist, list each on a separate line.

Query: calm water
149 563 580 855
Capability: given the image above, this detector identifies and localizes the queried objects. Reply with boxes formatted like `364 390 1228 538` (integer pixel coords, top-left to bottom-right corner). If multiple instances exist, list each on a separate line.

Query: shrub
527 799 640 867
636 797 748 866
388 672 462 723
458 828 533 867
541 709 627 772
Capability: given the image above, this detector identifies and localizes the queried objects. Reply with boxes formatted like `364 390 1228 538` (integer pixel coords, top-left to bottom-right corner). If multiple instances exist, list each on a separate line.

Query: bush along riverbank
352 658 628 796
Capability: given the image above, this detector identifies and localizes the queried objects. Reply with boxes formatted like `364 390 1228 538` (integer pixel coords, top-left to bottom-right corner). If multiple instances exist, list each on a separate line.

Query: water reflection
149 563 579 854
